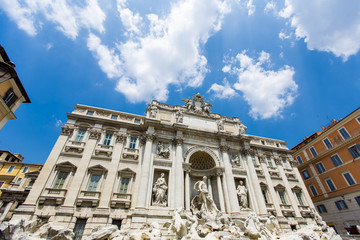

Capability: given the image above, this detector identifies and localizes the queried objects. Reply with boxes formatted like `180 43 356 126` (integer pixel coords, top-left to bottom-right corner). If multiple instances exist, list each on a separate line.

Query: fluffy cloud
0 0 106 40
217 51 297 119
208 80 237 99
279 0 360 61
88 0 231 103
246 0 255 16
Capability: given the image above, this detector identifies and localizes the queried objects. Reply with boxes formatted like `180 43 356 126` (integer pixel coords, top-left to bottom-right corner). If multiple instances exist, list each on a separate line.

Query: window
348 144 360 159
355 196 360 206
112 219 122 230
88 174 101 191
278 190 287 205
119 177 130 194
315 162 326 174
357 116 360 124
129 137 137 149
296 156 303 164
111 115 118 120
16 177 22 184
6 165 15 173
323 138 333 149
335 200 348 210
134 119 140 124
262 189 269 204
75 129 86 142
325 178 336 191
343 172 356 186
309 185 318 196
261 140 265 145
339 128 350 140
53 171 69 189
317 204 327 213
0 181 4 188
301 170 310 179
330 154 343 167
295 192 305 206
266 156 273 167
309 147 317 157
22 166 29 173
87 111 94 116
73 218 87 240
103 133 113 145
251 155 257 165
3 88 18 107
276 143 280 147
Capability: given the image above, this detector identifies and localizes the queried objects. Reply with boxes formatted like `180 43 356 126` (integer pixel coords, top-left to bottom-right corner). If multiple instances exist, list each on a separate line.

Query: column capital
274 157 282 165
258 155 266 163
219 144 230 153
89 129 102 139
183 163 191 173
115 134 127 143
60 125 74 136
140 133 157 145
289 160 297 167
172 136 184 146
215 168 224 176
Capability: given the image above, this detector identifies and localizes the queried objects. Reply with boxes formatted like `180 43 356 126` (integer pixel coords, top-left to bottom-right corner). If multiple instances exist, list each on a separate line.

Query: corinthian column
216 170 226 212
136 130 156 208
220 143 240 213
173 134 184 208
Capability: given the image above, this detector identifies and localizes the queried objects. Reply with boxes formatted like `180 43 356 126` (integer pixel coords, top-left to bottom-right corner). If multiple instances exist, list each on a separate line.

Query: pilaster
173 132 184 208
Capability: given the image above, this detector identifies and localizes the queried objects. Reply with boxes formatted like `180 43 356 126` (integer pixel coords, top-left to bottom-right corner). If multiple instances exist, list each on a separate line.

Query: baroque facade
292 107 360 236
13 94 319 239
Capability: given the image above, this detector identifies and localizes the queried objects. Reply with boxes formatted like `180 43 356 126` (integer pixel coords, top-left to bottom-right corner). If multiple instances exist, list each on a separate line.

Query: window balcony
38 188 67 205
122 148 139 160
76 190 101 207
64 140 86 153
265 203 276 215
94 144 113 157
110 193 132 208
298 205 312 217
280 204 295 217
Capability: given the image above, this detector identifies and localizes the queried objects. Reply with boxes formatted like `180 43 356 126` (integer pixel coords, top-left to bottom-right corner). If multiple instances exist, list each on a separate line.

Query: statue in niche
231 154 241 167
239 122 247 135
237 180 248 209
157 142 170 158
217 118 224 131
191 176 219 217
176 110 183 123
152 173 168 206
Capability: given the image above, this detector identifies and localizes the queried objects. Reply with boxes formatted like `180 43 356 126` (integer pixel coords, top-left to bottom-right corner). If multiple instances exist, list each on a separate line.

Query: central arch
189 151 216 170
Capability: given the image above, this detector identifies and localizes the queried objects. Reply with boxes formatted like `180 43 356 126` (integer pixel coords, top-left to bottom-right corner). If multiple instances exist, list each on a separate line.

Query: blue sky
0 0 359 164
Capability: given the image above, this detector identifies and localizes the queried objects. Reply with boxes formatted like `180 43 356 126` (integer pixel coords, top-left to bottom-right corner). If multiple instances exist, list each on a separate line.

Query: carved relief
217 118 225 131
60 125 74 136
116 134 127 143
176 110 183 123
230 154 241 167
239 122 247 135
89 129 101 139
157 142 170 159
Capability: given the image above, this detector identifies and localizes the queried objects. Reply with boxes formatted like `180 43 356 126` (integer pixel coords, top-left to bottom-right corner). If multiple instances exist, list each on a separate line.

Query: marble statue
149 105 158 118
237 180 248 209
157 142 170 158
203 101 212 114
165 208 188 239
231 154 241 167
191 176 219 216
239 122 247 135
244 212 262 238
176 110 184 123
183 97 192 110
152 173 168 206
264 215 281 238
217 119 224 131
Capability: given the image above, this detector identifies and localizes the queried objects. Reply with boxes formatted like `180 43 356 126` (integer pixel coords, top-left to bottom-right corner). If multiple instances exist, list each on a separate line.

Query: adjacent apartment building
0 45 31 130
292 107 360 235
0 150 42 221
13 95 319 239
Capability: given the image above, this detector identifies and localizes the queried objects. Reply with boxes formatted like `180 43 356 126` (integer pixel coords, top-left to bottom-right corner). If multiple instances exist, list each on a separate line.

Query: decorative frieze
89 129 102 140
60 125 74 136
115 134 127 143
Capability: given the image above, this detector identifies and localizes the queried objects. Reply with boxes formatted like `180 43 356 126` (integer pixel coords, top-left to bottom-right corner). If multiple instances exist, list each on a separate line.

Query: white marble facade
12 94 318 238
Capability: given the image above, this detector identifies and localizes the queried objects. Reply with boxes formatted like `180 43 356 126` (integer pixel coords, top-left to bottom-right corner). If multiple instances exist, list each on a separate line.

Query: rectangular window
119 177 130 194
251 155 257 165
309 185 318 196
296 156 303 164
315 162 326 174
22 166 29 173
261 140 265 145
75 130 86 142
278 191 287 205
5 155 10 161
310 147 318 157
129 137 137 149
302 170 310 179
262 189 269 204
330 154 343 167
323 138 333 149
339 127 350 140
88 174 101 191
16 177 22 184
111 115 118 120
103 133 113 145
348 144 360 159
325 179 336 191
53 171 69 189
0 181 5 188
6 165 15 173
335 200 348 210
266 156 273 167
134 119 140 124
355 196 360 206
317 204 327 213
343 172 356 186
73 219 87 240
112 219 122 230
295 192 305 206
3 88 18 107
87 111 94 116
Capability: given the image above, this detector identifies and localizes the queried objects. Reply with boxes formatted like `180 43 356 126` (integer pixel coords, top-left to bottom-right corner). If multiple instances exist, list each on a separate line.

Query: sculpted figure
165 208 188 239
244 213 262 238
152 173 168 206
157 142 170 158
183 97 192 110
203 101 212 114
217 119 224 131
149 106 157 118
191 176 219 218
264 215 281 236
231 154 241 167
176 110 183 123
239 122 247 135
237 180 248 209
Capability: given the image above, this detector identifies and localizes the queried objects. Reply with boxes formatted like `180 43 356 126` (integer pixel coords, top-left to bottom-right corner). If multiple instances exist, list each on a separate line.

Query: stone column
220 144 240 213
259 155 283 217
21 126 74 208
184 168 191 211
63 129 102 207
0 201 14 221
173 134 184 208
216 171 226 212
244 150 267 215
207 177 213 197
136 130 156 209
275 157 302 218
98 133 127 208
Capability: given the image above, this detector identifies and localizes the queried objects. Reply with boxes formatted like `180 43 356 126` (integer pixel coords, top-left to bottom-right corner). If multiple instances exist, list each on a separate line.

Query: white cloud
264 1 276 14
222 51 297 119
208 80 237 99
55 119 63 127
279 0 360 61
0 0 106 40
88 0 231 103
246 0 255 16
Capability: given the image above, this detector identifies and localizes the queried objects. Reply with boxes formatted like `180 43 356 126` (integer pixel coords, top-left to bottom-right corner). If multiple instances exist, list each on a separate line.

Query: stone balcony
122 148 139 160
76 190 101 207
265 203 276 215
63 140 86 154
298 205 313 217
110 193 132 208
38 188 67 205
280 204 295 217
94 144 113 158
